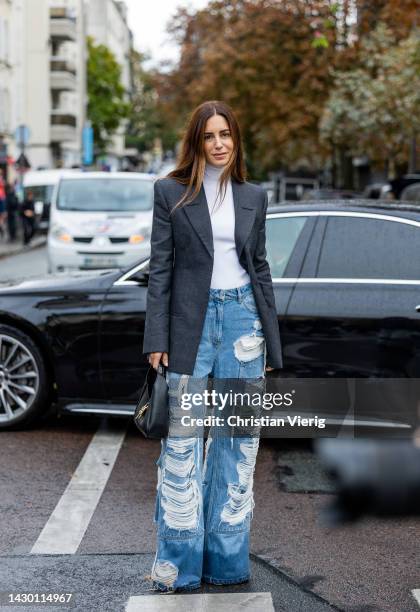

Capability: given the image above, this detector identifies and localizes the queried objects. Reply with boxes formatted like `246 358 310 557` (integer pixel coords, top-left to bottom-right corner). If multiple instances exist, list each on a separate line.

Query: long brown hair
164 100 247 214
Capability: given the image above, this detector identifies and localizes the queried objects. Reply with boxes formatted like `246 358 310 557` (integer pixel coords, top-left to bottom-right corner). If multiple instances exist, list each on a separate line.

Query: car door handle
416 305 420 312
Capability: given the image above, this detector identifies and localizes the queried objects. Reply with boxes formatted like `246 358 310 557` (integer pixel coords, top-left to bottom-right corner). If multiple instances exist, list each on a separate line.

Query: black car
0 199 419 433
400 183 420 202
389 174 420 199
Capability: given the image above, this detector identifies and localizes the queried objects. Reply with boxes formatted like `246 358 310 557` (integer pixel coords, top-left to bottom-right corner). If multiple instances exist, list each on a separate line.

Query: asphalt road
0 246 419 612
0 242 48 281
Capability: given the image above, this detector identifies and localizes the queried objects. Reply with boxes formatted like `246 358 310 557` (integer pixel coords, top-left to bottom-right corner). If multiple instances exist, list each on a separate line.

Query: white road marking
30 421 127 555
125 592 275 611
412 589 420 607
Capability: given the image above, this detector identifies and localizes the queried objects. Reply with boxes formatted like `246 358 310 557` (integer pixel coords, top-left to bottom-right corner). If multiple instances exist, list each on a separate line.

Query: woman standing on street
143 100 283 592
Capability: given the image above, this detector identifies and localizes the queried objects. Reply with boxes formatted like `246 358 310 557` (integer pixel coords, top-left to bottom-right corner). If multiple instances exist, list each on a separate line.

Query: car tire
0 324 51 430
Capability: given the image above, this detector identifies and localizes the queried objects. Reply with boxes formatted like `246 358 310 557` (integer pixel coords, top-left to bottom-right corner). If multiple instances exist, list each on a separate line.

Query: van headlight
129 228 151 244
51 225 73 243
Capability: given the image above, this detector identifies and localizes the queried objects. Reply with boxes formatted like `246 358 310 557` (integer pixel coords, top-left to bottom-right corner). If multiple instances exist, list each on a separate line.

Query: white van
47 171 156 273
23 169 81 234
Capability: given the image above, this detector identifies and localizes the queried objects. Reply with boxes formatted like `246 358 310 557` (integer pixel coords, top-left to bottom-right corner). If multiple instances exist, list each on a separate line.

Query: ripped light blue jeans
151 282 266 592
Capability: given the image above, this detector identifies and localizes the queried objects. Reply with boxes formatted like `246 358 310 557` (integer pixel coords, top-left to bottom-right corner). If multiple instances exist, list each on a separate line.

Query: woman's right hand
148 351 169 370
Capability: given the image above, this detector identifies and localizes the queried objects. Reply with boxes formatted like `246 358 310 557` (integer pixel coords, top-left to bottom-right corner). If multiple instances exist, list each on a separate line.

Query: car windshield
56 178 154 212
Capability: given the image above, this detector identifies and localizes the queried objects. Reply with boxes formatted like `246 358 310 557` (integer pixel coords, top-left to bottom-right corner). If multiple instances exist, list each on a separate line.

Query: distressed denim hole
234 320 265 364
151 559 178 589
213 437 259 533
158 437 203 539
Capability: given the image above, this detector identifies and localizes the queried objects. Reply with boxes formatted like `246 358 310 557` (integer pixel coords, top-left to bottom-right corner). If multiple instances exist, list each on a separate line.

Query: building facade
1 0 131 174
3 0 86 176
49 0 87 167
0 0 13 179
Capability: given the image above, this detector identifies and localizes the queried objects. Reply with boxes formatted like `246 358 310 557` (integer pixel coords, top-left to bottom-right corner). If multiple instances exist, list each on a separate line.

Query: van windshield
56 178 154 212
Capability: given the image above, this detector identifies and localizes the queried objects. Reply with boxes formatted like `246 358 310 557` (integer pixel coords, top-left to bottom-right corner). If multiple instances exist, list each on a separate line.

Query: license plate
83 256 118 268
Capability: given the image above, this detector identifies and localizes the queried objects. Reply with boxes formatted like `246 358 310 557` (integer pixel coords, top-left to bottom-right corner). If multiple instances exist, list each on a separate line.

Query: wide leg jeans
151 282 266 592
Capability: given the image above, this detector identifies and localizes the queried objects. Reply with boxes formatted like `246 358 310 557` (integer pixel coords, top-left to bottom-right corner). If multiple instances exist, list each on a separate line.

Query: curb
251 553 343 611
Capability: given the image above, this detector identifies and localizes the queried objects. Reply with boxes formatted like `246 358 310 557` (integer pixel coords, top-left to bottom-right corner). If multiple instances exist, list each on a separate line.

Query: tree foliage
130 0 419 178
320 25 420 170
152 0 339 177
87 36 131 154
356 0 420 40
126 49 178 154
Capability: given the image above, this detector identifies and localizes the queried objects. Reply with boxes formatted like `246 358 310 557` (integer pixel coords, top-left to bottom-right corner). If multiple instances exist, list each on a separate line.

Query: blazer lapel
183 179 257 259
183 184 214 257
232 179 257 259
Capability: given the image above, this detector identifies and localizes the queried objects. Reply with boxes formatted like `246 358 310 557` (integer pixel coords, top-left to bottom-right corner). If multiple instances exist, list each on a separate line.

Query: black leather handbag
133 364 169 439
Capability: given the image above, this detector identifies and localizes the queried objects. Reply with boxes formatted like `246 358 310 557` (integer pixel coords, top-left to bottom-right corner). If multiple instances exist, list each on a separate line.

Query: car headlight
51 225 73 243
129 228 151 244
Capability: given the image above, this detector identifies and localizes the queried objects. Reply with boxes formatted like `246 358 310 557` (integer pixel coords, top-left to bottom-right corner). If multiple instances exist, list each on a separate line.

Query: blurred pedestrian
20 189 36 246
5 183 19 242
0 169 6 240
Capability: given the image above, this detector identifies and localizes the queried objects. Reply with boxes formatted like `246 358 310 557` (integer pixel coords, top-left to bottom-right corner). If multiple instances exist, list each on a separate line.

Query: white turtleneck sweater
203 163 251 289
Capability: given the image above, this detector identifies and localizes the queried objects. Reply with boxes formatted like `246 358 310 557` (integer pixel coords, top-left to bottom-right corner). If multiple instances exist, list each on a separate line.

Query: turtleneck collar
204 162 226 181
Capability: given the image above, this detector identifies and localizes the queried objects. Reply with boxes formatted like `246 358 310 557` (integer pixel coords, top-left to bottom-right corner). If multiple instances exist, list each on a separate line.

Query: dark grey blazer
142 176 283 374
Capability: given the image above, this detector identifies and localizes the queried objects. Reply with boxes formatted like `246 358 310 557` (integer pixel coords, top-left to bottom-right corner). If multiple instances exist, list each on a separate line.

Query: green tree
126 49 178 154
320 25 420 176
87 36 131 155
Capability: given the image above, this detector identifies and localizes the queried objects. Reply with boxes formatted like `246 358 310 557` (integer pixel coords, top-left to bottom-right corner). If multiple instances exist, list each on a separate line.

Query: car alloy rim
0 334 40 423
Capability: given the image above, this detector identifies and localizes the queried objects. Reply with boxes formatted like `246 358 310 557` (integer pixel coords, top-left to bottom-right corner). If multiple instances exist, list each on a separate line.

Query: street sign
14 125 31 147
15 153 31 170
82 122 94 165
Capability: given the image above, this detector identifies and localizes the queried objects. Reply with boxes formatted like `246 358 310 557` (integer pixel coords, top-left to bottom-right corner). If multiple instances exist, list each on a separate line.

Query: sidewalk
0 231 47 261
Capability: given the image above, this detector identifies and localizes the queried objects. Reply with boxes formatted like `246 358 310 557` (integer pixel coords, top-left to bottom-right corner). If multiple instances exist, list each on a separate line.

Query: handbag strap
138 367 152 397
140 364 167 396
156 364 167 377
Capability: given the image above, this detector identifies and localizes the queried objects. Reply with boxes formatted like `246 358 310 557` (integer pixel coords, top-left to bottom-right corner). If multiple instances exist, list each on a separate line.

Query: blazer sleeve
253 190 276 306
142 180 174 355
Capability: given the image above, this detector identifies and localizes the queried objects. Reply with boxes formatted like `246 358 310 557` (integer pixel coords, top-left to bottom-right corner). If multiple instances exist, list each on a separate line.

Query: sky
124 0 209 69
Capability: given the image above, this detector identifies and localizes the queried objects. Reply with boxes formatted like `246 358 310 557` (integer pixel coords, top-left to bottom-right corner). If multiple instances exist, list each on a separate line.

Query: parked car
389 174 420 199
361 182 394 200
23 168 82 234
47 171 156 273
0 199 419 432
400 182 420 202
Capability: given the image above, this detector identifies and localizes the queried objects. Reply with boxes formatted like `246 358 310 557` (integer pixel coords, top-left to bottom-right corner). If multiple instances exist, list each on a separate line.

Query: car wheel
0 324 51 430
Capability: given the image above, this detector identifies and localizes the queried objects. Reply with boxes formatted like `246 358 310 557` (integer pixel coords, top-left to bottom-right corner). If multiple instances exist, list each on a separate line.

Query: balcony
50 8 77 41
50 57 76 91
50 111 77 142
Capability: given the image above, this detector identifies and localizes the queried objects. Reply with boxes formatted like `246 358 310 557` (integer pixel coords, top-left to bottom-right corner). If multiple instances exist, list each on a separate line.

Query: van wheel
0 324 51 430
